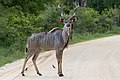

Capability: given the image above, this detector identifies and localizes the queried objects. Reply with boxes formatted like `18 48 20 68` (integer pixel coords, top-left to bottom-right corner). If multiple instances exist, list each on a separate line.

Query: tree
87 0 120 14
0 0 53 15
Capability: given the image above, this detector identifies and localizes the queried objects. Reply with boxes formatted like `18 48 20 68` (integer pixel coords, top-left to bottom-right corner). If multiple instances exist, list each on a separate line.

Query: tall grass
0 47 25 66
70 33 112 44
71 27 120 44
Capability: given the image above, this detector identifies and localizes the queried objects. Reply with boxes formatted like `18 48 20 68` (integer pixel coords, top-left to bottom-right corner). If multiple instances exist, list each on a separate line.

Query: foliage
0 0 55 15
75 8 100 34
74 7 120 34
35 5 62 31
87 0 120 14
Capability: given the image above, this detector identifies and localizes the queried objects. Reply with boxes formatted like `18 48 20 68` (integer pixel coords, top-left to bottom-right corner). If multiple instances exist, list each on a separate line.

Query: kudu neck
62 26 69 43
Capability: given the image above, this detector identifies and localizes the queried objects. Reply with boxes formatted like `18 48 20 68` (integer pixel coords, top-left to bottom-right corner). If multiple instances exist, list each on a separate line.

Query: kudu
21 4 79 77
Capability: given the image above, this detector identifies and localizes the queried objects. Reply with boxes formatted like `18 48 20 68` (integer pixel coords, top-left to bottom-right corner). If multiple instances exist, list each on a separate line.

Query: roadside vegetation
0 0 120 67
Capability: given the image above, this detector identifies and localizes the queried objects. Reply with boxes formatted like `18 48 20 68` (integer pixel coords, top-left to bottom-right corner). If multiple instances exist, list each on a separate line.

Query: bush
74 7 120 35
75 8 100 34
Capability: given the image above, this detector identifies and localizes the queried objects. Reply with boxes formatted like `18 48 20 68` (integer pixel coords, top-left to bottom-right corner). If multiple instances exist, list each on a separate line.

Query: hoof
59 74 64 77
37 72 42 76
21 73 25 76
25 67 28 71
52 65 56 68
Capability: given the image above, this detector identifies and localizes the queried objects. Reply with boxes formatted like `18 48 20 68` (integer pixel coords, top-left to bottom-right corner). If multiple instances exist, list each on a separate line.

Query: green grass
71 27 120 44
0 47 25 66
0 30 120 67
70 33 113 44
0 53 24 66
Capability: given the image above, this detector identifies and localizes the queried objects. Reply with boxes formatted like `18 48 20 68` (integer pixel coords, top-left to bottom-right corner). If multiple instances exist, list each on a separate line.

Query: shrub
75 8 100 34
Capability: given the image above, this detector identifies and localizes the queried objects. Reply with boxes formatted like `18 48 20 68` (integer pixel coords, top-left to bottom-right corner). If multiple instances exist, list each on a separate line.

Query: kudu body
21 4 79 77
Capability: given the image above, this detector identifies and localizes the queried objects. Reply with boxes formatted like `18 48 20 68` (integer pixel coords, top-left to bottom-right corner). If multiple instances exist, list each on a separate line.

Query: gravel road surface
0 35 120 80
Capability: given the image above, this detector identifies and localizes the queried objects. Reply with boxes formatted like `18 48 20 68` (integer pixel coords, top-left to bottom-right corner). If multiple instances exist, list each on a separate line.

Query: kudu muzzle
65 23 71 36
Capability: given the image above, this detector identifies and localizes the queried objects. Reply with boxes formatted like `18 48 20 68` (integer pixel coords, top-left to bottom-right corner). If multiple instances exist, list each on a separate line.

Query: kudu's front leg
56 50 64 77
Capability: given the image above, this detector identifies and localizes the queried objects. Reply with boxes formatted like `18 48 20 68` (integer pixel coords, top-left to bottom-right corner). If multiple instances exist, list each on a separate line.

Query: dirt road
0 35 120 80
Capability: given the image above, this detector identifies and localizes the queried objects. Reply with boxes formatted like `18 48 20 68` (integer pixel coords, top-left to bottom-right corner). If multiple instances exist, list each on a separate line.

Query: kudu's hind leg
32 49 42 76
56 50 64 77
21 50 34 76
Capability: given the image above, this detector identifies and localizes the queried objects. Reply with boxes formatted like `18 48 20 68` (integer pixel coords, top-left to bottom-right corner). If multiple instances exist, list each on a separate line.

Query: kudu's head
58 4 79 36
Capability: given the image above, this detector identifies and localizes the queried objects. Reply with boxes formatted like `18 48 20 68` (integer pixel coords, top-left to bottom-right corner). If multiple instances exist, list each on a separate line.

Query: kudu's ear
69 16 77 23
72 17 77 23
60 17 67 23
60 17 65 22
